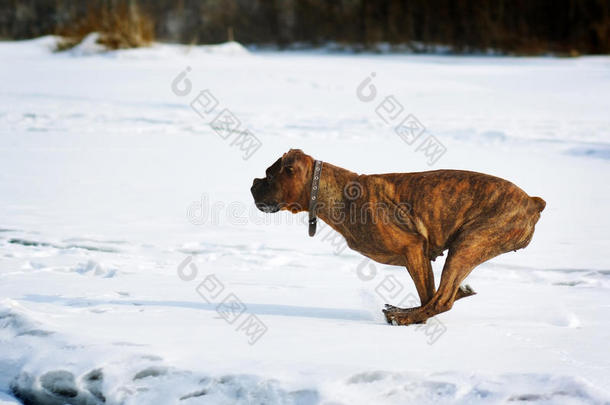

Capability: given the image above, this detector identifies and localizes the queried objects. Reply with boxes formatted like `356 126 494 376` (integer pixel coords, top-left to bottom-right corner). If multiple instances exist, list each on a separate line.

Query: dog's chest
339 220 408 262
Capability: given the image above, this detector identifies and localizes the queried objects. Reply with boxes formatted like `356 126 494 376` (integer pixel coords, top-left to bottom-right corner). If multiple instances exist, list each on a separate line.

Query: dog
251 149 545 325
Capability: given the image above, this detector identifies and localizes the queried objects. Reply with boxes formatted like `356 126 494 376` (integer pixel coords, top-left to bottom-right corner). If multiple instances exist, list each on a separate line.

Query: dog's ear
281 149 307 173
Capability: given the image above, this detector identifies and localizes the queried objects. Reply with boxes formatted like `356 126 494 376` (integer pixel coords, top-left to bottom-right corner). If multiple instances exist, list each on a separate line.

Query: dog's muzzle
251 178 280 213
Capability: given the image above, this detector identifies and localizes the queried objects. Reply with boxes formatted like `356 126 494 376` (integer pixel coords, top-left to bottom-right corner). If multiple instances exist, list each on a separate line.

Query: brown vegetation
54 1 154 51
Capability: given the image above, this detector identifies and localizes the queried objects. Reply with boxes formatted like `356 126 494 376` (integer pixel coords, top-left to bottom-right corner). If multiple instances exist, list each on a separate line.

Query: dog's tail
530 196 546 212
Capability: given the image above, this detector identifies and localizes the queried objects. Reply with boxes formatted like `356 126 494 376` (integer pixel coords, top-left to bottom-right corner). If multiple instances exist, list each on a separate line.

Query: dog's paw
383 303 420 312
382 307 424 325
456 284 477 300
382 309 396 325
383 304 404 313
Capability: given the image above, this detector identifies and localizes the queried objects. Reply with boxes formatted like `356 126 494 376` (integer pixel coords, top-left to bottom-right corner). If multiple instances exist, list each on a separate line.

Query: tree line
0 0 608 55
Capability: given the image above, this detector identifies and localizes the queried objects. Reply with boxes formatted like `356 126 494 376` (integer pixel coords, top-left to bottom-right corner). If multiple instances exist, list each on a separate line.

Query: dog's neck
313 161 358 231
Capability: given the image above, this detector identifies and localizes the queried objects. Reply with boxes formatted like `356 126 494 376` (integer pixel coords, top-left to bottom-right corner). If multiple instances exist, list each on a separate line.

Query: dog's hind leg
386 278 475 316
384 228 504 325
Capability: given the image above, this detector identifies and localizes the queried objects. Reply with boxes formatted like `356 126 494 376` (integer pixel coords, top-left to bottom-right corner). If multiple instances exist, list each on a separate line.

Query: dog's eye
284 166 294 175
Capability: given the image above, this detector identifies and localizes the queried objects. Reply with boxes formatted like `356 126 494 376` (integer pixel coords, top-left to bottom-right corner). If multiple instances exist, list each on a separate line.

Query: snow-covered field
1 36 609 404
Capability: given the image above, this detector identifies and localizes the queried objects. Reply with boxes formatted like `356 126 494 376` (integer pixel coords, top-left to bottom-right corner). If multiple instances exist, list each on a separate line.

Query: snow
1 38 609 404
69 33 108 56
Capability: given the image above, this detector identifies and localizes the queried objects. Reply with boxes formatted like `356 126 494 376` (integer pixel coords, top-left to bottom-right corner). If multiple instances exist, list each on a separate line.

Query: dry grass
56 2 154 52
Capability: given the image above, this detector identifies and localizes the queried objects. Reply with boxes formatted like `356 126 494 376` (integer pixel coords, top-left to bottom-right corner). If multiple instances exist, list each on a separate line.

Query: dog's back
367 169 545 258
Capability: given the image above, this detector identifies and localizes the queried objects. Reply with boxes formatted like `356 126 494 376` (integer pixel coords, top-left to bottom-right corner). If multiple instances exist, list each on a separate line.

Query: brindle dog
251 149 545 325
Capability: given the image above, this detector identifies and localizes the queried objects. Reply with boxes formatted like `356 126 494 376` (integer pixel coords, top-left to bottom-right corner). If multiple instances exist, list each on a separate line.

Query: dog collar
308 160 323 237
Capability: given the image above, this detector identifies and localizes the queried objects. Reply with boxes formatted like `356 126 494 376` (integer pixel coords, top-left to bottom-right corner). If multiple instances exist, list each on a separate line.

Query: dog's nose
251 178 263 194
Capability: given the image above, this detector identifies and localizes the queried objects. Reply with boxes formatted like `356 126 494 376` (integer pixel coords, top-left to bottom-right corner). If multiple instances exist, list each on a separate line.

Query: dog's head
251 149 314 213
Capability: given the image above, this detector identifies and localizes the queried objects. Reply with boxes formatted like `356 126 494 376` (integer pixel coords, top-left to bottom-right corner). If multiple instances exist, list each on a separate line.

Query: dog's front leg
383 239 435 321
404 241 436 306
